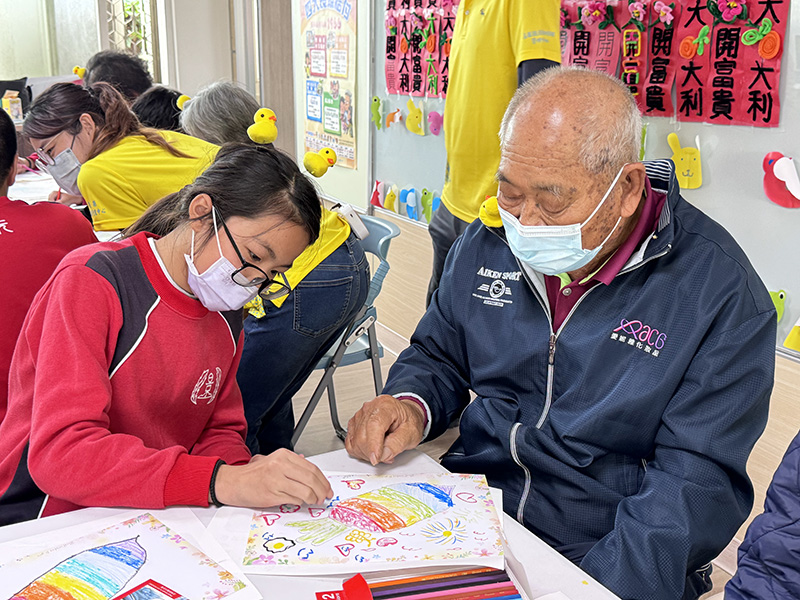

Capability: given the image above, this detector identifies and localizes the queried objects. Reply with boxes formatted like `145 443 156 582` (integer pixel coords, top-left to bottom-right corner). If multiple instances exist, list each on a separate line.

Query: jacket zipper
533 243 673 429
509 423 530 522
508 240 673 523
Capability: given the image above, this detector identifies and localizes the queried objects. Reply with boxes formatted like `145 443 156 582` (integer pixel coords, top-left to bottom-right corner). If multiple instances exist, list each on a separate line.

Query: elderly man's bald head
499 67 642 178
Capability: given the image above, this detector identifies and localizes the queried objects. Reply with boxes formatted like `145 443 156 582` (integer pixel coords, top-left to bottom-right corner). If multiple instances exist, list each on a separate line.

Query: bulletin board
613 2 800 354
292 0 371 207
369 1 456 225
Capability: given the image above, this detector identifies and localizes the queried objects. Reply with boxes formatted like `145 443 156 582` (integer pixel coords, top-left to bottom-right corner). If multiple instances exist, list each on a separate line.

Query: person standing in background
0 109 97 426
428 0 561 305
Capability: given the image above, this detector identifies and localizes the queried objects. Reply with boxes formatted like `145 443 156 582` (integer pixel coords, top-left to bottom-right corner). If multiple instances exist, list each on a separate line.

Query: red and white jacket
0 232 251 524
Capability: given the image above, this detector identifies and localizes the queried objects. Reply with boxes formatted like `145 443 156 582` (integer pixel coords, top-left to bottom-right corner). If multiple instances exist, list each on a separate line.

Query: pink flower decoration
581 1 606 26
560 8 568 28
628 1 645 21
654 1 674 25
718 0 745 21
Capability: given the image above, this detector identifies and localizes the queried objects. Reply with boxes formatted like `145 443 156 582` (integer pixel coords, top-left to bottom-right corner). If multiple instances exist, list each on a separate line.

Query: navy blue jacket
726 431 800 600
385 160 776 599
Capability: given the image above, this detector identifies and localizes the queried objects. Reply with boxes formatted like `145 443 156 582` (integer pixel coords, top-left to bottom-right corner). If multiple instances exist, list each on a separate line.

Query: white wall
0 0 99 80
0 1 52 79
157 0 232 94
52 0 102 76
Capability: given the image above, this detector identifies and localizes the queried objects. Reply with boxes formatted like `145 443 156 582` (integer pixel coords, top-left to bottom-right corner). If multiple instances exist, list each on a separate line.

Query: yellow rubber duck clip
176 94 191 110
303 148 337 177
479 196 503 228
247 108 278 144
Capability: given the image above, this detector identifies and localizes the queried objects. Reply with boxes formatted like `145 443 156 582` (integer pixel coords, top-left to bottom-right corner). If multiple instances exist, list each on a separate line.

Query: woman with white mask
0 144 333 526
22 81 218 232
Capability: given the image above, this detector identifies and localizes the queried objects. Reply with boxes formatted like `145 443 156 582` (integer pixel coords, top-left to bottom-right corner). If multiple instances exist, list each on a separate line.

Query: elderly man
346 67 775 600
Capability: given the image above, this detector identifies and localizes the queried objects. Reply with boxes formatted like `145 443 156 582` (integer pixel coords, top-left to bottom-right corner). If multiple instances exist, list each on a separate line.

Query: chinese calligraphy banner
384 0 461 98
561 0 790 127
301 0 357 169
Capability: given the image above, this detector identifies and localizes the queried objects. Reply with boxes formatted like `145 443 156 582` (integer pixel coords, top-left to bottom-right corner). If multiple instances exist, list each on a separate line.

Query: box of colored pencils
318 567 525 600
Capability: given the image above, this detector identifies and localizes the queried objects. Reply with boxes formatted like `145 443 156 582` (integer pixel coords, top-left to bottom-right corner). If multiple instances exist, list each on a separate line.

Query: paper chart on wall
0 512 259 600
238 472 504 575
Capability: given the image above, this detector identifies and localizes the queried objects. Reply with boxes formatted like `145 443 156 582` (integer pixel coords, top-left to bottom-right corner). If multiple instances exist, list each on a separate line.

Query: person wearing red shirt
0 143 333 525
0 108 97 427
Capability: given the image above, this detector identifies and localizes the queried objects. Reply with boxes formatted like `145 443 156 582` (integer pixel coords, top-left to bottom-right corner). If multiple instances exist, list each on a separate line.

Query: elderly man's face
496 106 626 254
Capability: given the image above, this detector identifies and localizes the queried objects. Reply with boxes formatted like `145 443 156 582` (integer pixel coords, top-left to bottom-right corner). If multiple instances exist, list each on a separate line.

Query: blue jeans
237 233 369 454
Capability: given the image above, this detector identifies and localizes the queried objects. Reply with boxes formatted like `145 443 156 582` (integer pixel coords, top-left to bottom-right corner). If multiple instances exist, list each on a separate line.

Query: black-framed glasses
215 207 292 301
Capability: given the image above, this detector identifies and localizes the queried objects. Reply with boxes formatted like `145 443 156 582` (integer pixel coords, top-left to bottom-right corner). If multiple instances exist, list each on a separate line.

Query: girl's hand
213 449 333 508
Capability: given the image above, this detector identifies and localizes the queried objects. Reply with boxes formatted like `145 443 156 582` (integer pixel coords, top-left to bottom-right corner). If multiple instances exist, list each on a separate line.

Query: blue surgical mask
499 165 626 276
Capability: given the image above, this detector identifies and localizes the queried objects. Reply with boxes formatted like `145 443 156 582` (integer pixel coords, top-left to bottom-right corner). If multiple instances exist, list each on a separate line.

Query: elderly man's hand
345 395 426 465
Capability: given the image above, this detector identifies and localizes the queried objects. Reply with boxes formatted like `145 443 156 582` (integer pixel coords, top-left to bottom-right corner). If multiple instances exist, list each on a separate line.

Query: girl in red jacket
0 144 332 525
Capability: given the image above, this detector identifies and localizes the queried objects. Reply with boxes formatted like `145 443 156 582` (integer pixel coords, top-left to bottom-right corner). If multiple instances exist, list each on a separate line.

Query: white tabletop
0 449 619 600
8 171 119 242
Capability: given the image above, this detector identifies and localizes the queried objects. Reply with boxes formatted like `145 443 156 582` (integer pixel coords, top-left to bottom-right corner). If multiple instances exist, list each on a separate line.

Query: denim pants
237 233 370 455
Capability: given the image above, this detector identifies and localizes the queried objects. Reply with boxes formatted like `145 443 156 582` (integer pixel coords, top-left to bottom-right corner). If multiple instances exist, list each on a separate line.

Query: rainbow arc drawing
12 537 146 600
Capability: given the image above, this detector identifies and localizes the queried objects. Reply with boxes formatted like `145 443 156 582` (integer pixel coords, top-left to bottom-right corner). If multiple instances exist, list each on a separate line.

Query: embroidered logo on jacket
473 267 520 307
610 318 667 357
191 367 223 404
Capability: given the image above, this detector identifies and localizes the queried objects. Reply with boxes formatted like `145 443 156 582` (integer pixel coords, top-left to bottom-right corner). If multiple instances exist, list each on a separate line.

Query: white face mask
42 146 82 196
183 210 259 312
499 165 626 276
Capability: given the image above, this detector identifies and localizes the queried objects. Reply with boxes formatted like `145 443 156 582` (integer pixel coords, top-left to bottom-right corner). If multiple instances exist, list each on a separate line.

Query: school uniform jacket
0 232 250 525
384 160 776 600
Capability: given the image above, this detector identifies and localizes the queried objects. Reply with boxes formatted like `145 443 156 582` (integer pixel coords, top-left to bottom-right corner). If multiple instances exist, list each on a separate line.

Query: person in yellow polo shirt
428 0 561 305
181 80 370 454
23 82 218 231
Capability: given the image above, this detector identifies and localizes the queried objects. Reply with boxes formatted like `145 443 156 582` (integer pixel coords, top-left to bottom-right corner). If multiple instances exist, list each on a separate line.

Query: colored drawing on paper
12 538 145 600
420 517 468 546
1 513 251 600
287 482 455 545
242 473 504 575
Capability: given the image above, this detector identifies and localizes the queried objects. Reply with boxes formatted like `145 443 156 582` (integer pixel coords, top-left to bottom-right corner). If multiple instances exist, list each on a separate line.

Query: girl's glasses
215 207 291 301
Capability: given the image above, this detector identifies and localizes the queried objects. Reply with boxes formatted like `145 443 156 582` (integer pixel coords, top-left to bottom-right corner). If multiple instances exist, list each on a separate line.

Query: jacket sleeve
580 309 776 600
189 330 251 466
383 235 473 440
725 433 800 600
21 265 228 509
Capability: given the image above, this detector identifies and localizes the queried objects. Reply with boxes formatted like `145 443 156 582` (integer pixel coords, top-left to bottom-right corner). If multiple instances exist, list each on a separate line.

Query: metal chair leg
327 381 347 441
367 324 383 395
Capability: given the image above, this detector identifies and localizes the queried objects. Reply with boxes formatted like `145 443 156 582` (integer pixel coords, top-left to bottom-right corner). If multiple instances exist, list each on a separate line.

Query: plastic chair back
359 215 400 307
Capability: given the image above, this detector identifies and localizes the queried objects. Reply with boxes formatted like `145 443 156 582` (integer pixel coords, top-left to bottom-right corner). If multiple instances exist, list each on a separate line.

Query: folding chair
291 215 401 446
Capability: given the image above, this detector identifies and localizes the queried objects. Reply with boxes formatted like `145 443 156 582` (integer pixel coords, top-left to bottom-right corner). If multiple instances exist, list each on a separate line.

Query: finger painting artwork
241 473 504 575
0 513 256 600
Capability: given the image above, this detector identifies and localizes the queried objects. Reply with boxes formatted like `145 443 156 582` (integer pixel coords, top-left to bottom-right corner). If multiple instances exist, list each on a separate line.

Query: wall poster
560 0 791 127
301 0 357 169
384 0 461 98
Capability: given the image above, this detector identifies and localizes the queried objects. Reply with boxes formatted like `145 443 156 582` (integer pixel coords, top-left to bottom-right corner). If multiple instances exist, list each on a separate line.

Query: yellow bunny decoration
667 132 702 189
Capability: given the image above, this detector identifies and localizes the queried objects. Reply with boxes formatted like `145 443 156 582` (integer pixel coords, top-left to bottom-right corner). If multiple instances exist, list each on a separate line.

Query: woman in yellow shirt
23 82 218 231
